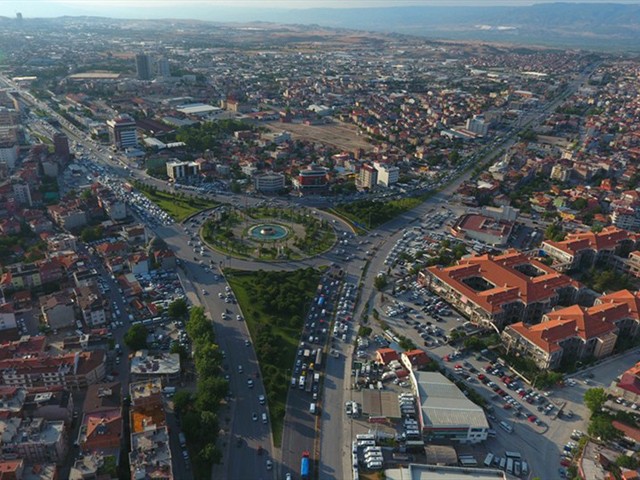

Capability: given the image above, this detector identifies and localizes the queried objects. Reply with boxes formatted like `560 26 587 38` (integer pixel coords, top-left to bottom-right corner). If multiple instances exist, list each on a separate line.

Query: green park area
133 181 219 221
333 195 428 230
225 268 321 446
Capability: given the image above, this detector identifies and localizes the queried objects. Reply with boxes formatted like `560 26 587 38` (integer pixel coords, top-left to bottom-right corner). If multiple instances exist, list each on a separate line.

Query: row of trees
174 306 226 477
176 119 250 153
337 198 421 229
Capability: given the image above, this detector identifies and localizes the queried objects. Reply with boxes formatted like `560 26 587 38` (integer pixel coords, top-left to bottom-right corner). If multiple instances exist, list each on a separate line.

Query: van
310 403 316 415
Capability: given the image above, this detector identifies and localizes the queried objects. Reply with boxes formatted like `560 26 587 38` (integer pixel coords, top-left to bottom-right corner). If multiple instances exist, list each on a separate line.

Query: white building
12 182 32 206
254 172 285 193
166 160 199 180
410 371 489 444
466 115 489 137
374 162 400 187
0 302 17 331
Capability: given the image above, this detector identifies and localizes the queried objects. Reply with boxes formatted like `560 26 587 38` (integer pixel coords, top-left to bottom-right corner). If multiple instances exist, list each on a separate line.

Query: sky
1 0 638 19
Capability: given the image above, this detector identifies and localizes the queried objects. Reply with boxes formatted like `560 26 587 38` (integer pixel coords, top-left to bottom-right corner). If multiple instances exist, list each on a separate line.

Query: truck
305 374 313 393
301 451 310 480
303 349 311 359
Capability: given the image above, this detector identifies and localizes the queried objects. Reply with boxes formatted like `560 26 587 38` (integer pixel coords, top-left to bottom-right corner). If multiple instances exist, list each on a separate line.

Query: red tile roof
427 250 580 314
613 421 640 443
544 226 638 256
376 348 399 365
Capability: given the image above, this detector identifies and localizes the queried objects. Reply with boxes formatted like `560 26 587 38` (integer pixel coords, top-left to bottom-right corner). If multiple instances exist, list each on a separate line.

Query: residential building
0 417 67 465
106 115 138 150
0 302 17 332
53 133 70 161
2 263 41 289
129 378 162 409
157 57 171 78
622 251 640 278
420 250 581 329
357 163 378 190
541 226 639 272
0 350 106 390
502 302 626 370
611 362 640 404
46 204 87 230
129 426 173 480
127 253 149 276
409 371 489 444
400 349 431 370
74 286 106 327
77 409 122 453
24 390 74 424
0 459 24 479
375 348 399 365
129 351 180 382
465 115 489 136
40 292 76 330
84 382 121 414
374 162 400 187
135 53 152 81
254 172 285 193
12 182 32 207
166 160 199 180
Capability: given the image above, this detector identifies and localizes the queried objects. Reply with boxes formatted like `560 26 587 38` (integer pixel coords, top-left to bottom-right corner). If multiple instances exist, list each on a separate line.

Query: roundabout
248 223 290 241
201 205 336 262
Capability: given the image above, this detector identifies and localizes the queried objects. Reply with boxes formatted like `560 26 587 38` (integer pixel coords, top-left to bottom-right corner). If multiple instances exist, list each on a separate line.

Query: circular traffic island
201 205 336 262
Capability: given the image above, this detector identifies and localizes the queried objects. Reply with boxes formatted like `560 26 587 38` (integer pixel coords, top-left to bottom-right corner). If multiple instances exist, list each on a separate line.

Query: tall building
293 164 328 195
106 114 138 150
157 58 171 78
53 132 70 161
357 163 378 190
135 53 152 81
465 115 489 136
374 161 400 187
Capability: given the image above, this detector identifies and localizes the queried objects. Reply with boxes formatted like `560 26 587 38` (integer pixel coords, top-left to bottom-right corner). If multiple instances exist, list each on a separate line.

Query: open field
265 120 374 152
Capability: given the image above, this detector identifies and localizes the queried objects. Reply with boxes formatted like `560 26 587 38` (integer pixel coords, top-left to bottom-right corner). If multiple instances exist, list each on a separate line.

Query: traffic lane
281 387 317 476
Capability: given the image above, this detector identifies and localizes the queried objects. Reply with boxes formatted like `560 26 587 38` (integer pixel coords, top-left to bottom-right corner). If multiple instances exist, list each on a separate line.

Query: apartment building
541 226 639 272
420 250 581 330
0 417 67 465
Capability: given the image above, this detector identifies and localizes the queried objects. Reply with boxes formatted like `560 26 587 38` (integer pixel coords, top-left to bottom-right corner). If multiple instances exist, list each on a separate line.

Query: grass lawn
333 194 430 230
225 268 321 447
140 189 219 222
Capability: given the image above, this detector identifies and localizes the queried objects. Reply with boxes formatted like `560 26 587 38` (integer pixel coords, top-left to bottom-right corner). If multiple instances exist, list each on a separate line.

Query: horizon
2 0 640 20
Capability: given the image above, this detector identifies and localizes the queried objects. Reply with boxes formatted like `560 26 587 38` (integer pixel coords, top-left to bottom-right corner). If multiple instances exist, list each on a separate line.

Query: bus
315 349 322 368
459 456 477 467
505 451 521 460
483 453 494 468
506 458 514 475
300 451 310 480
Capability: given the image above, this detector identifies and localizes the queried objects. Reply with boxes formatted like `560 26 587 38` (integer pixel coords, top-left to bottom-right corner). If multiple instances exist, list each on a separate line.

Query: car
266 460 273 470
247 379 254 388
236 314 242 321
237 365 243 373
259 394 266 405
252 412 258 421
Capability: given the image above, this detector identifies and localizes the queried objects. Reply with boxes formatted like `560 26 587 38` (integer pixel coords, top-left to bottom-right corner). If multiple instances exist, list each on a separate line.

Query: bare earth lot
265 120 374 152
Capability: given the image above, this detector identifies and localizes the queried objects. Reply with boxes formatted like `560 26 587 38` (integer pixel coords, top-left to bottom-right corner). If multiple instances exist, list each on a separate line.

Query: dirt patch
265 120 374 153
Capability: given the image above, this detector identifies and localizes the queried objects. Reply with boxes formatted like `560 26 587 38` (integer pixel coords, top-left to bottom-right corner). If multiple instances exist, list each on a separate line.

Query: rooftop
385 463 506 480
413 371 488 430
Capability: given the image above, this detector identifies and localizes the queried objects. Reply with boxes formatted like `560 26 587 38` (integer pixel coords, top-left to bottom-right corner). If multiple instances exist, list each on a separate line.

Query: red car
477 373 486 380
560 459 571 467
528 415 537 422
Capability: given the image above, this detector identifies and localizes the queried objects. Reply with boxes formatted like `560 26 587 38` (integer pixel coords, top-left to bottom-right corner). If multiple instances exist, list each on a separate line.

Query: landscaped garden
202 205 335 261
225 268 321 446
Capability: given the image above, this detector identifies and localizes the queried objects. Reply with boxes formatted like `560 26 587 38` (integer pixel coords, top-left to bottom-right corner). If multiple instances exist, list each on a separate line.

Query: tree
168 298 189 319
584 388 607 414
616 454 639 469
173 391 193 414
374 274 388 291
123 324 148 351
588 414 622 442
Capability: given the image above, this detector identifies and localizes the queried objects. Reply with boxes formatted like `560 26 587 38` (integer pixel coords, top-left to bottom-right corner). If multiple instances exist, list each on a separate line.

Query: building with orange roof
420 250 582 329
401 350 432 370
503 291 640 370
541 226 639 272
78 409 122 452
611 361 640 404
375 348 399 365
0 459 24 479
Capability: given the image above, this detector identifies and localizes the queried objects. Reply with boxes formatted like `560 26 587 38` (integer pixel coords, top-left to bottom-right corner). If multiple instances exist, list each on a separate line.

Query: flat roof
385 464 506 480
176 103 221 115
414 372 488 430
